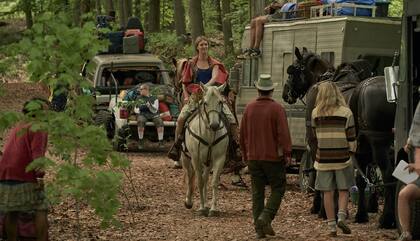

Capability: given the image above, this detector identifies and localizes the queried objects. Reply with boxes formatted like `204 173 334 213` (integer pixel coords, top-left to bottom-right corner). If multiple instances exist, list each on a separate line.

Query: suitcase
123 35 140 54
107 31 124 54
124 29 145 52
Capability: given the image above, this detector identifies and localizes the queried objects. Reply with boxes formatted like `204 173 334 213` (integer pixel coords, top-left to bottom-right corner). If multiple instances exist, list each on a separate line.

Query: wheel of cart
298 150 316 193
395 180 420 239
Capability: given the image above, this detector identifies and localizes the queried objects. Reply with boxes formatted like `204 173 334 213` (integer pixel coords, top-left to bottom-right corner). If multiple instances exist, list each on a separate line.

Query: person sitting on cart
167 36 237 165
134 83 164 150
238 0 288 59
397 102 420 241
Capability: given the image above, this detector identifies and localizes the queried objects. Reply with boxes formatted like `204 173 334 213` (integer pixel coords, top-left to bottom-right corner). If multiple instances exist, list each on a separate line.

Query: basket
297 1 322 19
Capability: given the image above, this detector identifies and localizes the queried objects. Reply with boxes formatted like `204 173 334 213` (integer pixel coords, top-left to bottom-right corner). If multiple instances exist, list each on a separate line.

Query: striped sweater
311 105 357 171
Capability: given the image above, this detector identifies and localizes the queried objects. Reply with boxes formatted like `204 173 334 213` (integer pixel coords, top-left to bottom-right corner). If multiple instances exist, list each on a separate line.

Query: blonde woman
311 81 356 237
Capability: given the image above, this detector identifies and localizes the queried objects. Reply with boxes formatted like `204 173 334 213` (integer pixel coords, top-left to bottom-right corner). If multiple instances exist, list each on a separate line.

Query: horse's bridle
201 101 225 131
186 100 228 166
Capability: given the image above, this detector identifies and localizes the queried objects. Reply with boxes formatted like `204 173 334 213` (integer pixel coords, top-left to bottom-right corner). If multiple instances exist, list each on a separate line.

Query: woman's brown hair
194 36 209 53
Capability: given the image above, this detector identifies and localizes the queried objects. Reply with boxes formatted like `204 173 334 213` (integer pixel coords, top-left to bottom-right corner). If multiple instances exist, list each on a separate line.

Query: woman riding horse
283 47 397 229
167 36 237 163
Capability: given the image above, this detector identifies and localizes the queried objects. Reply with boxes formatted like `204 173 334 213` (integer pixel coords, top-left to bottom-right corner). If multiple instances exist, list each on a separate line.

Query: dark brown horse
283 47 396 229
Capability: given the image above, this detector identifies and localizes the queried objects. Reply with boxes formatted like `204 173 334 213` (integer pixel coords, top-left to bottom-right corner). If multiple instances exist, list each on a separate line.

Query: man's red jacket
0 123 48 182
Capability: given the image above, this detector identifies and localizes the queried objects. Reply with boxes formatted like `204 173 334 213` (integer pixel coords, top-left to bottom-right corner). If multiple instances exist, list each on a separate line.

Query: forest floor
0 82 402 241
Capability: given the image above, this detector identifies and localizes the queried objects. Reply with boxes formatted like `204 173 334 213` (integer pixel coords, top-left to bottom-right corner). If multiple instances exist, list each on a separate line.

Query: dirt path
0 83 399 240
46 151 398 241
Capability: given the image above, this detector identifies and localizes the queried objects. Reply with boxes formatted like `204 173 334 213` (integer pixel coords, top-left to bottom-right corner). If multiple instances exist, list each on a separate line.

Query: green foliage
230 0 249 51
389 0 403 17
160 0 175 30
201 0 221 34
0 11 130 227
147 31 190 67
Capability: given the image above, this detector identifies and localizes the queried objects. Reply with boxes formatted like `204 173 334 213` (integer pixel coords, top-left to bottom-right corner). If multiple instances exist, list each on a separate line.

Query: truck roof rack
310 3 377 19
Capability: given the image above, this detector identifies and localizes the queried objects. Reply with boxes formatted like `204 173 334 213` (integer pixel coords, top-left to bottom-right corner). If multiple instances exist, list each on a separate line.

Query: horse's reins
186 102 228 166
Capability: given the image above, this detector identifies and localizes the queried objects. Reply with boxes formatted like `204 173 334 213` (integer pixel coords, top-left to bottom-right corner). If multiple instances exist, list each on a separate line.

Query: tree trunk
189 0 204 42
105 0 114 15
173 0 186 37
249 0 269 19
81 0 91 14
213 0 223 31
95 0 101 15
126 0 133 18
119 0 127 29
134 0 141 17
21 0 33 29
221 0 234 55
73 0 81 26
148 0 160 32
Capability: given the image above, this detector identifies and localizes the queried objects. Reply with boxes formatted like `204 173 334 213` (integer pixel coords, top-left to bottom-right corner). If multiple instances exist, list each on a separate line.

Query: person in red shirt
240 74 292 239
0 98 49 241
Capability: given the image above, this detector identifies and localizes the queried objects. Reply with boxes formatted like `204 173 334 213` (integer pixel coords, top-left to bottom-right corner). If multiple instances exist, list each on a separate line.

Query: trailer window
321 52 335 65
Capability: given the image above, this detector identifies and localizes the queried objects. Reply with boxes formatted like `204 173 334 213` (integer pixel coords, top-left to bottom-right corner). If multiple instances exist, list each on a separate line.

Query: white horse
182 84 229 217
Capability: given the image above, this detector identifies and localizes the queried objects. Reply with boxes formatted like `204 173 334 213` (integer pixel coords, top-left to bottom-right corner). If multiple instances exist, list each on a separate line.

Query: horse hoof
208 210 219 217
354 212 369 223
199 208 209 217
184 202 193 209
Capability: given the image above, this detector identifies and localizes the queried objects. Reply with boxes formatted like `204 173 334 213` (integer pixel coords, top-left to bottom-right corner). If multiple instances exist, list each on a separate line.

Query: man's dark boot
255 225 266 239
257 212 275 236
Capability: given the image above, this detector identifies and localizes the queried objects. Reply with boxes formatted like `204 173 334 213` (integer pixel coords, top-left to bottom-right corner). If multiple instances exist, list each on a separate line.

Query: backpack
126 17 144 32
159 102 172 121
96 15 111 29
107 31 124 54
124 29 145 53
280 3 298 19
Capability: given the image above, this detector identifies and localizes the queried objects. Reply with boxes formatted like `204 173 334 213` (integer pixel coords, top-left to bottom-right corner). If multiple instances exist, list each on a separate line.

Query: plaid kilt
0 182 48 212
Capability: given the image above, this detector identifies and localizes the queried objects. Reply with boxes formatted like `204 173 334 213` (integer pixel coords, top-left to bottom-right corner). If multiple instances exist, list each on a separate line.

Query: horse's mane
333 59 372 82
204 86 224 102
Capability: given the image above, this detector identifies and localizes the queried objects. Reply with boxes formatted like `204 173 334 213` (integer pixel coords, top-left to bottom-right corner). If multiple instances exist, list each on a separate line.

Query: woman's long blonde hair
315 81 347 116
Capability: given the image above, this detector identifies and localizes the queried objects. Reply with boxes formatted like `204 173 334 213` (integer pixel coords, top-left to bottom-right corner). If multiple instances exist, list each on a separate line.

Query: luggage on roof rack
126 17 144 32
311 1 377 18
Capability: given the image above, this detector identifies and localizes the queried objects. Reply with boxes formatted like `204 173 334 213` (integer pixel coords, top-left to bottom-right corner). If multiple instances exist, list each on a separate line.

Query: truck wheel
395 181 420 239
113 125 129 152
95 110 114 139
299 150 316 193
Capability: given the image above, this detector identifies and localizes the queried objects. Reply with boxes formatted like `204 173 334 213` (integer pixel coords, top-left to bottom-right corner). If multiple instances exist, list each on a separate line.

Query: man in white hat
240 74 292 239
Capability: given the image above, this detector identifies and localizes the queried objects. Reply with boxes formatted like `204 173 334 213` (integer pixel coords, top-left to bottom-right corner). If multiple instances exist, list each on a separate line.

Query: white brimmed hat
254 74 277 91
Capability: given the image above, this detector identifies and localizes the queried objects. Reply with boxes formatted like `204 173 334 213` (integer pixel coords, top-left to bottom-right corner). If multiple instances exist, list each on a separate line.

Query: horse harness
185 102 229 166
